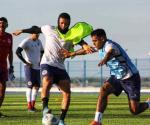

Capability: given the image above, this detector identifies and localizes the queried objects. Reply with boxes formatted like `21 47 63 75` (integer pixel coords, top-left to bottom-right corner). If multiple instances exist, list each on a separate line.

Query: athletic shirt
98 39 138 79
0 32 12 69
40 25 68 70
19 38 43 69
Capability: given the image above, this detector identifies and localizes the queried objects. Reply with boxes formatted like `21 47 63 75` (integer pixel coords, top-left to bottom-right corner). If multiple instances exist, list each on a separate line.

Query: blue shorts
24 65 41 88
106 73 141 101
41 64 70 84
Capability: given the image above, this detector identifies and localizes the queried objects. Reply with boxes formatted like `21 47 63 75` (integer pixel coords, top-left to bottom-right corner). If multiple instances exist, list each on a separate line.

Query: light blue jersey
98 39 138 79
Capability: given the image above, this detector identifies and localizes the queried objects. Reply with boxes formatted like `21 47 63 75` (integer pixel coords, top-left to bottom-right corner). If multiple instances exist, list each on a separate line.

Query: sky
0 0 150 62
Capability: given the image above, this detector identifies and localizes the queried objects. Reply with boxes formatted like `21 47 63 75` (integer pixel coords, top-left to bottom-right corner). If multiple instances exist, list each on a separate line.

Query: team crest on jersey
27 81 32 86
42 70 48 76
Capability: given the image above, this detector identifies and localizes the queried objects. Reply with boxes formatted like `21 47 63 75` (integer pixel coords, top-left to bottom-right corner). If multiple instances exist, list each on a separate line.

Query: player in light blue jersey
61 28 150 125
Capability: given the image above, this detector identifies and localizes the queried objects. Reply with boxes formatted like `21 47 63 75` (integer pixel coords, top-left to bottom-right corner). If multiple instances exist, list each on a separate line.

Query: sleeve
105 43 120 56
41 25 56 36
22 25 42 34
18 38 28 49
39 40 44 51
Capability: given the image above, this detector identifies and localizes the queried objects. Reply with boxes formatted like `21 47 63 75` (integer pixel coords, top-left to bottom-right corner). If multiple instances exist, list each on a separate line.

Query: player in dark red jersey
0 17 14 117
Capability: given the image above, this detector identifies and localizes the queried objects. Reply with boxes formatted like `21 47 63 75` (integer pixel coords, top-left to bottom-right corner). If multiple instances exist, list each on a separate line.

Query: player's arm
78 40 95 53
16 47 32 66
60 48 88 59
8 35 14 73
40 50 44 61
98 49 113 66
13 26 41 36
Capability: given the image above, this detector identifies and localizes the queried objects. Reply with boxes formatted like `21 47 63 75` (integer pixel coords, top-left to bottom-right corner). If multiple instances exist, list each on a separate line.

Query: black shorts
106 73 141 101
41 64 70 84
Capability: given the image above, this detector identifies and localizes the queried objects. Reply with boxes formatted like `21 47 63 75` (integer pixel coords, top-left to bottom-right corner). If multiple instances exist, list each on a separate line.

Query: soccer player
0 17 14 117
16 31 44 112
13 13 93 125
61 29 150 125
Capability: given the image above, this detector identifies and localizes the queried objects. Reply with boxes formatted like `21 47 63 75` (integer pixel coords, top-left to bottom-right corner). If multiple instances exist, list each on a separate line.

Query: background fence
10 58 150 87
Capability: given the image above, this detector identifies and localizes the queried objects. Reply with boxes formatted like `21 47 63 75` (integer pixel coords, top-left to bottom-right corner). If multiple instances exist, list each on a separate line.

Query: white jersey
19 38 44 69
40 25 66 70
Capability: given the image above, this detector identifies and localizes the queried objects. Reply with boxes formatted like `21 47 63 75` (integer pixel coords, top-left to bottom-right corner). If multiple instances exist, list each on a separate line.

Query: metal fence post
20 62 22 87
83 60 86 86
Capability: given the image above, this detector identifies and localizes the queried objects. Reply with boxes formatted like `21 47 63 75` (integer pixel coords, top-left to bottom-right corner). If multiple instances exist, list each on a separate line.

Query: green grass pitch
0 93 150 125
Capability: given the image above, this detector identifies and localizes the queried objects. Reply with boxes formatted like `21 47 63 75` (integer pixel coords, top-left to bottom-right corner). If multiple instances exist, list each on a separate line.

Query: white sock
94 112 103 123
26 88 32 102
31 88 38 102
147 101 150 108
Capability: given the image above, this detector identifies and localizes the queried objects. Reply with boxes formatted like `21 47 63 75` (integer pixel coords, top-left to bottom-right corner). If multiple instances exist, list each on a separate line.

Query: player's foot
27 107 37 112
0 112 7 118
58 120 66 125
32 107 37 112
90 120 102 125
28 108 35 112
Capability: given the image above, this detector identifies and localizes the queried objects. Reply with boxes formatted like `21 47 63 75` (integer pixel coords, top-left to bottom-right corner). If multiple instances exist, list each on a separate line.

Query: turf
0 93 150 125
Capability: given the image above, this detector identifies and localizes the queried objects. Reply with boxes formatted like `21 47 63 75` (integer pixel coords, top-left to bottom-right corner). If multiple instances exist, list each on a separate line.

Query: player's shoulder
5 32 12 38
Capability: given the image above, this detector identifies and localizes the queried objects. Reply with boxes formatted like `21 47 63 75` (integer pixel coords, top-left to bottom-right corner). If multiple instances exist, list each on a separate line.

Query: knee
63 91 71 99
100 86 109 98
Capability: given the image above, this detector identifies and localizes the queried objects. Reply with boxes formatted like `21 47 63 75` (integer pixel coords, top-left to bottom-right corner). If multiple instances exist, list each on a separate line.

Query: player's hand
8 66 15 81
98 59 106 66
12 30 22 36
26 62 32 67
83 44 97 54
60 48 72 59
9 65 14 74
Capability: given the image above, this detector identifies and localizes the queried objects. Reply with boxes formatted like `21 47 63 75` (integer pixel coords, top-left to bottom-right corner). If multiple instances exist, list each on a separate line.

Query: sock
26 88 32 109
60 109 68 121
147 101 150 108
31 88 38 108
42 97 49 116
94 112 103 123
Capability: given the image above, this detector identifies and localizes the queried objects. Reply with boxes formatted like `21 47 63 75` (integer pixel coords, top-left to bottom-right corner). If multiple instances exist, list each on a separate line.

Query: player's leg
54 68 71 125
57 79 71 125
90 82 115 125
128 99 149 115
31 69 40 110
24 65 33 111
0 82 6 107
123 73 150 115
0 69 7 117
41 64 53 116
90 76 122 125
31 86 39 110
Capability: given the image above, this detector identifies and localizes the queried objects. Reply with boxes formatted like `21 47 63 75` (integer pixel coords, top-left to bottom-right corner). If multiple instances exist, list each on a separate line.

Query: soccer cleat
90 120 102 125
58 120 66 125
28 108 35 112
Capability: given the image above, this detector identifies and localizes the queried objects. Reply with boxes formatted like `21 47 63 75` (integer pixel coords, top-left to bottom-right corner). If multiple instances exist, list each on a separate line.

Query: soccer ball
42 113 59 125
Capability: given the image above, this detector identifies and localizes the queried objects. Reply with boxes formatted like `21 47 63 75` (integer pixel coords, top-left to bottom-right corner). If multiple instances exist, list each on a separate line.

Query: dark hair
0 17 8 23
91 29 106 37
58 12 71 24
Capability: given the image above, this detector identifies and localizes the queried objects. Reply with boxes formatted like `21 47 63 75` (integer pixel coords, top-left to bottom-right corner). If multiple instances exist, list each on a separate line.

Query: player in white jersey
13 13 94 125
16 31 44 112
